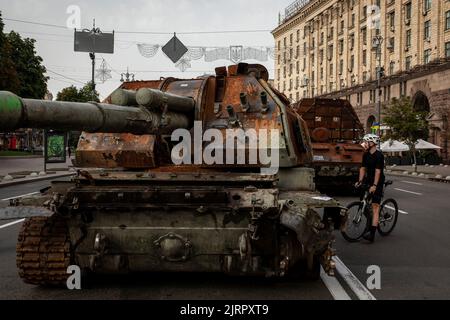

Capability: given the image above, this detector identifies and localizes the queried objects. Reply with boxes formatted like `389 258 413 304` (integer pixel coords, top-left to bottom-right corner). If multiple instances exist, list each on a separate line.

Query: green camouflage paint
0 92 22 113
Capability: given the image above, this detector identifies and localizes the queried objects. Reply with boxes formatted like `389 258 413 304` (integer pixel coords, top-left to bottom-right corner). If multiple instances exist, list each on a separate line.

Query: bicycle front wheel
378 199 399 236
341 202 369 242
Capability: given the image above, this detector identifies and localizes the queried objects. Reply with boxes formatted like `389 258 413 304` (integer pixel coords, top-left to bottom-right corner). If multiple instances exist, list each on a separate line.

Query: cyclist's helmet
362 134 380 145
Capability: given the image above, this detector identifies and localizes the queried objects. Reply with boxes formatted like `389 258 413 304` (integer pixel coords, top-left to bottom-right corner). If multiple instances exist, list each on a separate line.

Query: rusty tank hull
0 64 347 285
293 99 365 195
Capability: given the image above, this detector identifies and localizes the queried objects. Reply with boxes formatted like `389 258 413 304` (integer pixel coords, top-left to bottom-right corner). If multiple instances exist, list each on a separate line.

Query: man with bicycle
356 134 385 243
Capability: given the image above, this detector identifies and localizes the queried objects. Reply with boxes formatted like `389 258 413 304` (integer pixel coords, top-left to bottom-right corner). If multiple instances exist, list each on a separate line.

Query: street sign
162 34 188 63
74 30 115 54
44 130 67 164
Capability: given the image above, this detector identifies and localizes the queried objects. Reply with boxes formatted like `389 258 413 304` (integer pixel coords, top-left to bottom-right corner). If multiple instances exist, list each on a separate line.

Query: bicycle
341 180 399 242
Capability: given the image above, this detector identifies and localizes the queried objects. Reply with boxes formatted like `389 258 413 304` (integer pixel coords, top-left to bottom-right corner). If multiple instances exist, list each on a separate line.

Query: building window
406 56 412 70
361 27 367 45
388 37 395 51
424 49 432 64
362 6 367 20
389 11 395 30
406 29 412 48
446 11 450 30
445 42 450 58
339 59 344 75
405 2 412 20
424 20 431 40
424 0 432 13
350 55 355 71
350 34 355 49
389 61 395 75
362 50 367 66
339 39 344 54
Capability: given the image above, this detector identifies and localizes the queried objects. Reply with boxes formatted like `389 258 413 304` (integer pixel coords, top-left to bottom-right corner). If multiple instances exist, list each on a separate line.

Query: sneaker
363 226 376 243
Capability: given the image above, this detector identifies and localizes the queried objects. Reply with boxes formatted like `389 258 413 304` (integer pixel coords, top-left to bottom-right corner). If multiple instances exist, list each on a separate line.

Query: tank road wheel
16 216 72 286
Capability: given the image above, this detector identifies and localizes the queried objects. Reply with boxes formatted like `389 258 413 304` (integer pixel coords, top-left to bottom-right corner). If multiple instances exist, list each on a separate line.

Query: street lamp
372 35 384 137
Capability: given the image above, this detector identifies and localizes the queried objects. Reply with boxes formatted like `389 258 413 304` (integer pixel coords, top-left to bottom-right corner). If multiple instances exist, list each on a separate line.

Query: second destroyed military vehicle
293 99 365 194
0 64 347 285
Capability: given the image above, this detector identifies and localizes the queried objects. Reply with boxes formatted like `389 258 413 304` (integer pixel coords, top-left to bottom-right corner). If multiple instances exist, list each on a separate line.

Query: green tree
56 82 99 102
383 96 429 165
0 11 48 98
0 12 20 93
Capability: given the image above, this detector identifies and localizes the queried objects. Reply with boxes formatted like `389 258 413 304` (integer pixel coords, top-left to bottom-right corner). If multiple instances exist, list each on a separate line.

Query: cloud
1 0 293 98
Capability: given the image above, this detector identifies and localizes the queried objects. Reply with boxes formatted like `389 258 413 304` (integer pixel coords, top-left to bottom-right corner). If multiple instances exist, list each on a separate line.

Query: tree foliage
383 96 429 164
0 11 48 98
56 82 100 102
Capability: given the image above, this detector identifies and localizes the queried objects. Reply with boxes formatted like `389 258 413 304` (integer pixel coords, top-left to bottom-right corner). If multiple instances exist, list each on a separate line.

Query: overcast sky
1 0 294 100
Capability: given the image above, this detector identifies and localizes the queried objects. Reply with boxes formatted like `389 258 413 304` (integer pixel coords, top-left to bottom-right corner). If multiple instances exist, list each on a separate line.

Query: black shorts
360 184 384 204
371 185 384 205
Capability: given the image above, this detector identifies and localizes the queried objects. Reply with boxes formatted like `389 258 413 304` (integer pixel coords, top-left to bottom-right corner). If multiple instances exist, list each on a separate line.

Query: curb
387 171 450 184
387 171 430 180
0 173 75 188
0 156 43 160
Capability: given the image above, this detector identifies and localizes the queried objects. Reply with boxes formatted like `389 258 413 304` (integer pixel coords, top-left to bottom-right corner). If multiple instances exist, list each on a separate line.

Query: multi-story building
273 0 450 162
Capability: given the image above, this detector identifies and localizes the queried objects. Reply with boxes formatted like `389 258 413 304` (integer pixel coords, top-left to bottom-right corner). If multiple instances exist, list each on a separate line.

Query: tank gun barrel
0 91 190 135
136 88 195 113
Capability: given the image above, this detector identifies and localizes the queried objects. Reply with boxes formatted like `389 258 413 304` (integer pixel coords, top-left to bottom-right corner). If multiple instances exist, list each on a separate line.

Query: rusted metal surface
76 133 157 168
293 98 365 193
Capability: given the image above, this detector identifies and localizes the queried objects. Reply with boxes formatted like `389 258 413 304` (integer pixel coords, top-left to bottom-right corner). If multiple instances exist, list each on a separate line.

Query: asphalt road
0 175 449 300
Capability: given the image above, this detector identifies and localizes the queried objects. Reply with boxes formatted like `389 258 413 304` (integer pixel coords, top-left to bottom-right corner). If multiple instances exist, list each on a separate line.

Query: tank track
16 216 72 286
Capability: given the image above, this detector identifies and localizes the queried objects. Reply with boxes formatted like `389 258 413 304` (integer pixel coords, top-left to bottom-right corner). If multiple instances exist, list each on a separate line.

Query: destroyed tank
0 64 347 285
293 99 365 195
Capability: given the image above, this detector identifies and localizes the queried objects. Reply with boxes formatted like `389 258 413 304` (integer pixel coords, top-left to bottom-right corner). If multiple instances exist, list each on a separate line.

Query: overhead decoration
95 59 112 83
137 43 160 58
136 41 275 72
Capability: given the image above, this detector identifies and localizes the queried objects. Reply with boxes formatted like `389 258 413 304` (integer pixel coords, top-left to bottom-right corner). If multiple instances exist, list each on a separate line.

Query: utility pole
88 19 101 101
373 35 384 137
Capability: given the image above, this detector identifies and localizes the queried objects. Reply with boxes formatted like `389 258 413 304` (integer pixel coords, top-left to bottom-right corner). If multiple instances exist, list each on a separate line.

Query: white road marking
0 219 25 230
401 181 423 186
334 256 376 300
1 192 39 202
320 267 351 300
394 188 423 196
385 205 409 215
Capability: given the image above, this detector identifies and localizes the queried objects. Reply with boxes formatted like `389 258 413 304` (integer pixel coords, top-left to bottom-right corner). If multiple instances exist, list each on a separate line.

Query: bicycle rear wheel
378 199 399 236
341 202 369 242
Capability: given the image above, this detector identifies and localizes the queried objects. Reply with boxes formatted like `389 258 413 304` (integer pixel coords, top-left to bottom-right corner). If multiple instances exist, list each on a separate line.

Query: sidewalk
0 156 75 187
387 164 450 180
